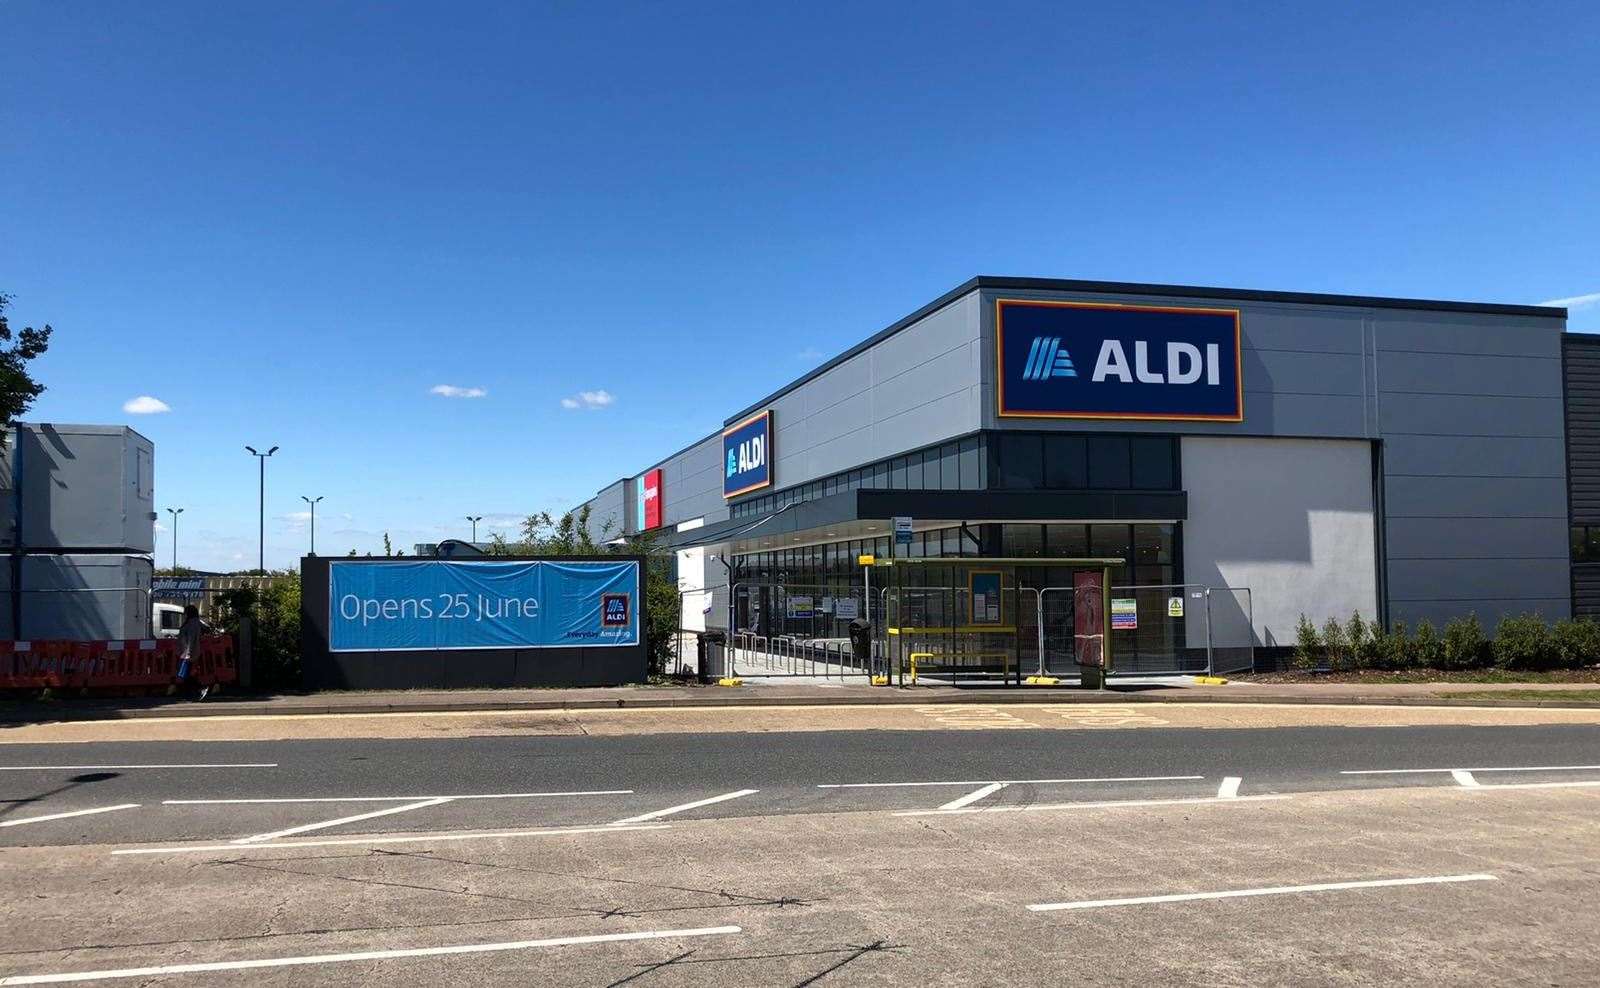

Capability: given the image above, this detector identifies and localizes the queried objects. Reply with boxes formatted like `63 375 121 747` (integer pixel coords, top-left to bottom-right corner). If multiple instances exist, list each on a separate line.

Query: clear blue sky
3 2 1596 571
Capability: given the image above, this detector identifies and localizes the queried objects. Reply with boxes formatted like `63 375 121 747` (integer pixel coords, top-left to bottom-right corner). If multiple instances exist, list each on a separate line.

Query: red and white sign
643 468 663 530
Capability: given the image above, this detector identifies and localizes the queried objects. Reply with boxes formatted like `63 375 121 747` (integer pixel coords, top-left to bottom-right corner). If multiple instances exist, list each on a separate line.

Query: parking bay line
1027 873 1497 912
111 823 671 855
0 924 742 985
819 775 1204 789
1341 765 1600 775
896 794 1289 817
0 804 140 828
940 782 1007 811
609 789 760 825
231 797 454 844
166 789 633 805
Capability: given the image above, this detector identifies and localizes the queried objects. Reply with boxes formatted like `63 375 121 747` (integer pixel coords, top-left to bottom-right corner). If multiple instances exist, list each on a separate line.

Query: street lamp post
244 445 279 574
165 507 184 570
301 495 323 556
467 515 483 542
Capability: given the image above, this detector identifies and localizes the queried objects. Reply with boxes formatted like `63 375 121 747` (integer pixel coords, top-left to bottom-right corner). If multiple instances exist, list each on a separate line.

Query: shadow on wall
1184 438 1378 649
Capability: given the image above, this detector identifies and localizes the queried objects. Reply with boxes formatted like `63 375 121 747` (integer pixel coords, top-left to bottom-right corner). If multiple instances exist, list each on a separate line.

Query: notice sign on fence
787 595 814 619
1167 596 1184 617
328 559 640 652
1111 598 1138 630
834 598 859 620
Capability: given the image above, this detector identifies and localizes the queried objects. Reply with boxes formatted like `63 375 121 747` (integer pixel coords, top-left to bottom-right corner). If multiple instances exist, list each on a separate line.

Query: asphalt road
3 717 1600 985
3 723 1599 847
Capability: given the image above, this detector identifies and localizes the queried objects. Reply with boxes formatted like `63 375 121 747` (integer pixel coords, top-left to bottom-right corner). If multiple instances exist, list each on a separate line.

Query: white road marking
0 924 742 985
230 797 454 844
1459 780 1600 792
1027 873 1497 912
165 789 632 804
896 794 1289 817
1217 776 1242 799
0 804 140 828
111 823 671 855
1451 769 1480 788
0 764 277 771
1341 764 1600 775
609 789 759 825
940 782 1006 811
818 775 1203 789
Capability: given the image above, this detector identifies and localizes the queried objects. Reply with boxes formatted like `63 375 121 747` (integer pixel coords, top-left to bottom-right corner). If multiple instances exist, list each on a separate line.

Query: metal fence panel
1206 587 1256 675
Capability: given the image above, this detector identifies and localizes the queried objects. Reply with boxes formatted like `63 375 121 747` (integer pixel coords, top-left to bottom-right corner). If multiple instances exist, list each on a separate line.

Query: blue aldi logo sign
996 300 1243 422
723 409 774 498
600 592 631 628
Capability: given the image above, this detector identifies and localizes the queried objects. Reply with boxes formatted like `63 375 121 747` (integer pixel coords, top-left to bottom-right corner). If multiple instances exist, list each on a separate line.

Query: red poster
1073 570 1104 668
643 468 663 530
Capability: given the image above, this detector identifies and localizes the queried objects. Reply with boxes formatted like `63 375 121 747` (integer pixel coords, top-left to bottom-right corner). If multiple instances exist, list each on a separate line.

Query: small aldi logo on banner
1111 598 1139 630
600 593 632 628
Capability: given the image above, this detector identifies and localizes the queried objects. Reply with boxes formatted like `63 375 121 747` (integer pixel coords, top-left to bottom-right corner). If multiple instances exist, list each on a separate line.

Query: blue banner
723 409 773 498
996 300 1242 421
328 560 640 653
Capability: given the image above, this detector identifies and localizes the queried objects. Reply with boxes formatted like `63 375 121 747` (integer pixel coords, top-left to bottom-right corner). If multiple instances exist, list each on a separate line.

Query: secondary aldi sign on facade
723 409 774 498
641 468 662 530
996 299 1243 421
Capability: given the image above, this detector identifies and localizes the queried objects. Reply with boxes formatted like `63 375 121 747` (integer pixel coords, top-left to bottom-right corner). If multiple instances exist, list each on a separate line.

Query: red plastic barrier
0 636 237 693
194 635 237 687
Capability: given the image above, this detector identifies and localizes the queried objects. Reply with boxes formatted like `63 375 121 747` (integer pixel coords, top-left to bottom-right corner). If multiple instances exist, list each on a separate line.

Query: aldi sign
723 409 773 498
996 299 1243 422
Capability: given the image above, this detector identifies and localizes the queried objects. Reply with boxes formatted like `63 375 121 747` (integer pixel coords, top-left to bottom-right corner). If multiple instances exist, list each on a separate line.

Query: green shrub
1321 616 1349 670
1292 614 1321 669
1442 613 1488 669
1375 620 1409 670
1345 613 1372 668
1551 618 1600 670
1492 613 1555 670
1412 619 1444 668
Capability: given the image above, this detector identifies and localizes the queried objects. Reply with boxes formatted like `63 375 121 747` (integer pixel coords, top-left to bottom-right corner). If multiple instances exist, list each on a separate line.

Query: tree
0 294 52 438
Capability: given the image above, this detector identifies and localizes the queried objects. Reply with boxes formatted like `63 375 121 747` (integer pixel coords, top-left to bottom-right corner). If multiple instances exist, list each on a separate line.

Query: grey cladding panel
1382 434 1565 479
766 293 981 490
1384 475 1567 519
1392 597 1570 630
1377 311 1563 358
1384 516 1568 561
1387 557 1568 605
1379 350 1562 397
1378 394 1564 438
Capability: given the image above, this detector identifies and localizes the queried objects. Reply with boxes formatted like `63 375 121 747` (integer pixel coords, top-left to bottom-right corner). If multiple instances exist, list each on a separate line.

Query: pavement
6 675 1600 726
2 714 1599 985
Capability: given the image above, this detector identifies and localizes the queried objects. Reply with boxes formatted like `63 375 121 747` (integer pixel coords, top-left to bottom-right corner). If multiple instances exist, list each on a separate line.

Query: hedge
1291 612 1600 672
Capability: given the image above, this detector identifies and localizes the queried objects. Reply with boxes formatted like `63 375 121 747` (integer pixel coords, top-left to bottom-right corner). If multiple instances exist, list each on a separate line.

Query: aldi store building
578 277 1574 673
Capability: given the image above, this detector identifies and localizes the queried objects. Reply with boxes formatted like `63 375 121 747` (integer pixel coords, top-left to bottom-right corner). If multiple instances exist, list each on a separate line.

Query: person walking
175 604 211 700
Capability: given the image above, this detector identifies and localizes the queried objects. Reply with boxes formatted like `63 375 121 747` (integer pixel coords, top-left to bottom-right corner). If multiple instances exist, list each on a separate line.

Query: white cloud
561 389 615 410
283 511 313 523
431 384 488 399
1539 291 1600 310
797 346 824 361
122 395 171 415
